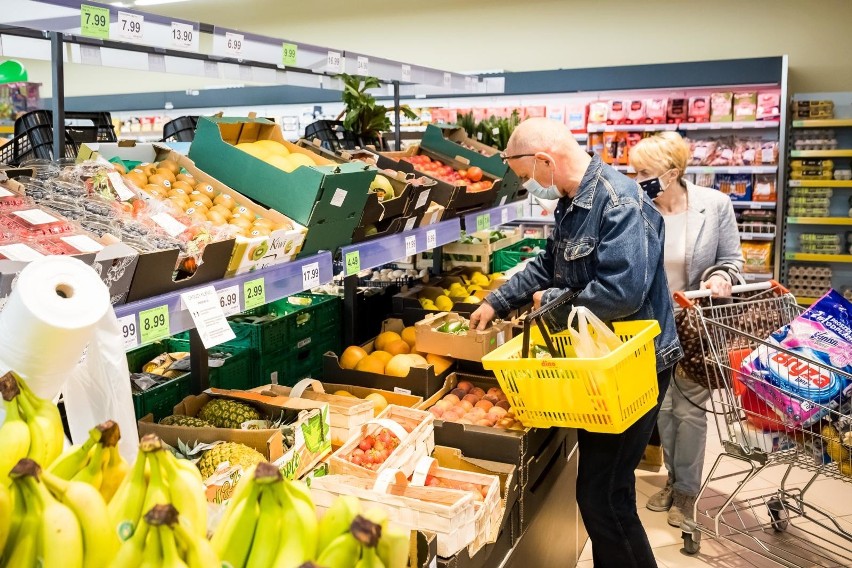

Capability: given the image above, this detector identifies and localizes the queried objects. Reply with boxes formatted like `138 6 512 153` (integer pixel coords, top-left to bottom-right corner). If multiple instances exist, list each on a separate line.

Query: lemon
466 284 483 293
421 300 439 311
434 295 454 311
471 273 490 286
463 296 482 304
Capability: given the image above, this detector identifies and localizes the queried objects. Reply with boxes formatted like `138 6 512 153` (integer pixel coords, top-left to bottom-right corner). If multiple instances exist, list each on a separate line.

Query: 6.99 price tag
426 229 437 250
225 32 244 58
117 314 138 349
217 285 241 316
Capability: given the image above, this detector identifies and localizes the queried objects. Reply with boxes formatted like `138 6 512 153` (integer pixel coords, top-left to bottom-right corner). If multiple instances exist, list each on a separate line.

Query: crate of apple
424 475 489 501
402 156 493 193
347 427 402 471
429 380 523 430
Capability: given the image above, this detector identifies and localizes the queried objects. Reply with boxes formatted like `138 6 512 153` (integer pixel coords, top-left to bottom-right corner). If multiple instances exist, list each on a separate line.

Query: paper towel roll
0 256 111 400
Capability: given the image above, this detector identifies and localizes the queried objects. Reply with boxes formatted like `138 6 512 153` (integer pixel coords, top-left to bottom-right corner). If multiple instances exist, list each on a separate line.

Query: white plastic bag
62 310 139 463
566 306 622 358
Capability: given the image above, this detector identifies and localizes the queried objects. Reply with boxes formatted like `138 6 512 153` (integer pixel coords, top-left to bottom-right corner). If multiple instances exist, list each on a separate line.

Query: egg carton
789 187 833 198
788 264 832 279
834 169 852 180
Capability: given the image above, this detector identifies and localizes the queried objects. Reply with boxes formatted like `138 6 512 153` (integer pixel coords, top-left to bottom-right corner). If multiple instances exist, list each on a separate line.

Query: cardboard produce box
415 312 512 361
189 116 375 255
78 141 307 277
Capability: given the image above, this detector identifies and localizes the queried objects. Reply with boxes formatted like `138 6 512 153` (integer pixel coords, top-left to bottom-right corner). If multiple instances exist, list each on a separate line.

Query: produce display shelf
113 251 334 348
742 272 774 282
788 180 852 188
784 253 852 263
461 201 527 232
586 123 678 133
787 217 852 225
790 150 852 158
611 165 778 174
339 217 462 274
792 119 852 128
731 201 776 209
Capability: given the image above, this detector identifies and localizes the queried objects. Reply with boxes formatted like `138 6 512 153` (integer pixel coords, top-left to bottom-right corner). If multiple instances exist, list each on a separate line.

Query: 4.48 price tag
117 314 138 349
243 277 266 310
139 306 169 344
116 11 143 42
476 213 491 231
344 251 361 277
81 4 109 39
301 261 320 291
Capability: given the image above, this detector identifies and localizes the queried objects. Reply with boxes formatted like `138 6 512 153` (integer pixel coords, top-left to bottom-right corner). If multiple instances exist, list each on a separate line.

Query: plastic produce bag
566 306 622 358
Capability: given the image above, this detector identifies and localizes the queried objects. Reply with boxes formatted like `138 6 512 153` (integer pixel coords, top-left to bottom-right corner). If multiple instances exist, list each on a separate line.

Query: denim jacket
486 155 683 371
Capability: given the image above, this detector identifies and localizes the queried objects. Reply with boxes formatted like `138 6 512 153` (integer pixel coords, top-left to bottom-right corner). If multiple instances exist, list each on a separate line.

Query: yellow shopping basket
481 292 660 433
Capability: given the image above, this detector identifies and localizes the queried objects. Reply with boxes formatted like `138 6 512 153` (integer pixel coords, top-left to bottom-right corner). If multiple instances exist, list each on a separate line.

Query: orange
384 339 410 356
374 331 402 351
339 345 368 370
426 353 454 375
385 354 427 378
401 326 417 349
355 355 386 374
370 351 393 367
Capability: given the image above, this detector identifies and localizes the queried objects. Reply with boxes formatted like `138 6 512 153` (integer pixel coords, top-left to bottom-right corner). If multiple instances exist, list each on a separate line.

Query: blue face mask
522 158 561 200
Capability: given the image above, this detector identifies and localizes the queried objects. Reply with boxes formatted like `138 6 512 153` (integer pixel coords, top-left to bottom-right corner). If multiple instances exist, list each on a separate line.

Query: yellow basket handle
521 287 582 358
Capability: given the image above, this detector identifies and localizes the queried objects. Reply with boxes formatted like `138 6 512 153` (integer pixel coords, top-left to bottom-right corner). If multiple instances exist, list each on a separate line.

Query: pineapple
159 414 213 428
196 442 265 479
197 398 260 429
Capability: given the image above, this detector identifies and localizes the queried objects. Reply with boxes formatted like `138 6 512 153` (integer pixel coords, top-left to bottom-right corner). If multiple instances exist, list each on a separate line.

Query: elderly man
470 118 682 568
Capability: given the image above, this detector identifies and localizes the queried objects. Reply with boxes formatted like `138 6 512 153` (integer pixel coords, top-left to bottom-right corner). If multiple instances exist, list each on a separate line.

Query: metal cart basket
674 281 852 567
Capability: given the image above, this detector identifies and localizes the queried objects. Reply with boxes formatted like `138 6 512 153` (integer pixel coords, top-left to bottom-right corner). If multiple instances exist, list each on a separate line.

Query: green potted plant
336 73 418 149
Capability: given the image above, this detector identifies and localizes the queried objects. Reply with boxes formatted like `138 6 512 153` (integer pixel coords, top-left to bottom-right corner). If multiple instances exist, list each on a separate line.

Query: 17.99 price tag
302 261 320 291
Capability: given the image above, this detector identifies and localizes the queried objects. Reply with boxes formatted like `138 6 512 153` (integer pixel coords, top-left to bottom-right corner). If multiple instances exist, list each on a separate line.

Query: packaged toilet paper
740 289 852 427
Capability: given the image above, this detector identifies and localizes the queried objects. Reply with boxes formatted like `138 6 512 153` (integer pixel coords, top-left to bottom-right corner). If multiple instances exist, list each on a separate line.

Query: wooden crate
329 405 435 479
251 379 374 448
310 472 478 557
410 456 502 557
440 230 521 273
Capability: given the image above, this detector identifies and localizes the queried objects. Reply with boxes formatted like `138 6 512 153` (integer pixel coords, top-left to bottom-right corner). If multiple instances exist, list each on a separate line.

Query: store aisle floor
577 416 852 567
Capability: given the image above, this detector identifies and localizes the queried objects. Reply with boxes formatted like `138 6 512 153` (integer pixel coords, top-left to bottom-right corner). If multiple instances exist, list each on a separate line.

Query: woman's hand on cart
702 275 733 298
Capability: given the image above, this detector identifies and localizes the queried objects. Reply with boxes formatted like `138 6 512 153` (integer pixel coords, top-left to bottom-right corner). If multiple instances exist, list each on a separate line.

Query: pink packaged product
667 98 688 123
626 100 645 124
710 92 733 122
733 92 758 122
0 185 31 211
688 96 710 122
645 98 667 123
587 102 608 124
757 93 781 120
1 208 77 239
607 100 626 124
740 289 852 427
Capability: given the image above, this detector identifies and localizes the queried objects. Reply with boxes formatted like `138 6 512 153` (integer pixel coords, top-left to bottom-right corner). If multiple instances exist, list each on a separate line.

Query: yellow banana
71 441 106 490
316 532 362 568
245 485 284 568
100 444 130 502
15 388 53 467
41 469 119 568
108 444 149 542
159 525 190 568
317 495 361 555
281 477 319 555
156 449 208 538
141 439 170 514
0 376 31 482
0 482 11 555
2 483 40 568
16 460 84 568
14 373 64 466
173 514 220 568
377 525 410 568
355 546 386 568
351 513 386 568
211 481 261 568
3 478 26 560
270 480 312 568
111 515 150 567
140 515 164 568
47 432 98 481
171 453 203 483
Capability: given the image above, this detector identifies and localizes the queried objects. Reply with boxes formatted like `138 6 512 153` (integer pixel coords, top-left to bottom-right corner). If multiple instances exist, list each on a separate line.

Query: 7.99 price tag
117 314 138 349
80 4 109 39
116 11 143 42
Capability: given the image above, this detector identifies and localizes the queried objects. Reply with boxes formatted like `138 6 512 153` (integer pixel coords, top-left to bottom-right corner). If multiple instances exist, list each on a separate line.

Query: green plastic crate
168 339 256 391
126 340 191 421
225 294 341 353
491 239 548 273
257 335 339 388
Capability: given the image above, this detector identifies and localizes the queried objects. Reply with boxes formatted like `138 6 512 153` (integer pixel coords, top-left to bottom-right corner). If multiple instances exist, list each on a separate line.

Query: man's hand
470 301 496 331
533 291 545 310
702 275 732 298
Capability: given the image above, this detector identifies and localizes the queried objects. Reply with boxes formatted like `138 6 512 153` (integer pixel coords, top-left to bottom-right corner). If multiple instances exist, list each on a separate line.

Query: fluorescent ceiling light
133 0 191 6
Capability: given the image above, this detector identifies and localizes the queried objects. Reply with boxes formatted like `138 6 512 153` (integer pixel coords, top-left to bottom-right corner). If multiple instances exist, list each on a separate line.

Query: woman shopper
629 132 743 528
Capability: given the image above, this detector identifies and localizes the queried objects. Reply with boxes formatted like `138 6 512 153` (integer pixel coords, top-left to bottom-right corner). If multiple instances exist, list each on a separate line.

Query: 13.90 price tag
117 314 138 349
139 306 169 344
243 278 266 310
171 21 196 50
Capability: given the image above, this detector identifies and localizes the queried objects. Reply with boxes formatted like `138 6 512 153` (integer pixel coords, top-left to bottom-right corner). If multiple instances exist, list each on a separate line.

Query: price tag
426 229 437 249
394 387 412 395
405 235 417 256
301 261 320 290
401 64 411 82
344 251 361 277
357 56 369 75
181 286 236 349
243 278 266 310
117 314 138 349
107 172 135 201
81 4 109 39
139 305 170 344
476 213 490 231
217 285 241 316
171 21 196 50
116 11 143 42
501 207 509 225
414 189 431 210
443 72 452 88
500 195 508 206
225 32 244 58
281 42 298 66
327 50 341 73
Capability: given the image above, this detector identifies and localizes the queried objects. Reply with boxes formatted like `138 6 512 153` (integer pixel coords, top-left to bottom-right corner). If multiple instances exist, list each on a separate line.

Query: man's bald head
505 117 580 156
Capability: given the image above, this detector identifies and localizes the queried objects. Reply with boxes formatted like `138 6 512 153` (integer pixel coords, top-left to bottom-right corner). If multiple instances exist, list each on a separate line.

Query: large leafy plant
337 73 417 143
457 110 521 150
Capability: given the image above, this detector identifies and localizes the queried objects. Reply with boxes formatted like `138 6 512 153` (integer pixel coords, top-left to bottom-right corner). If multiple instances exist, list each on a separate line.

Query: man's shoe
646 478 674 512
668 490 696 527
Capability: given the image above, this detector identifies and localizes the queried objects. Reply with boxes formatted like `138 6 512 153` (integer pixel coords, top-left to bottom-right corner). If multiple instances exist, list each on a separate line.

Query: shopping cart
674 281 852 567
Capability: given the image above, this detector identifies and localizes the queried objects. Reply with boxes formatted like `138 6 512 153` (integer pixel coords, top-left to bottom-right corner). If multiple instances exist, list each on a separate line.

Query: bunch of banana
112 503 219 568
48 419 129 501
315 498 409 568
108 434 207 543
1 458 119 568
0 371 65 481
211 461 319 568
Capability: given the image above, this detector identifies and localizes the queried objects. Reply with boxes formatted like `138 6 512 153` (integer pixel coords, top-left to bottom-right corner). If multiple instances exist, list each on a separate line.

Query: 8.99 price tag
139 306 169 344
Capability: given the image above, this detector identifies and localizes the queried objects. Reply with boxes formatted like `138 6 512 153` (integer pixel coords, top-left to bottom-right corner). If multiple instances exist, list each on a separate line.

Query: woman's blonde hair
629 131 690 181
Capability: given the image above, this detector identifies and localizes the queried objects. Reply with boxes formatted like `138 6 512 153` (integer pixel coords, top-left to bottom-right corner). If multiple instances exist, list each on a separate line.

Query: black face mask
639 177 664 199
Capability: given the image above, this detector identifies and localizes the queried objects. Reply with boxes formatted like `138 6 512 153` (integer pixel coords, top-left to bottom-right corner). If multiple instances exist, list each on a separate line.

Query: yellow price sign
282 43 298 66
81 4 110 39
345 251 361 276
243 278 266 310
139 306 169 344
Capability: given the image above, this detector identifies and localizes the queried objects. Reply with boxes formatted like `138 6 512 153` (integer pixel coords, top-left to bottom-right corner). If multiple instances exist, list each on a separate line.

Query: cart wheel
767 498 789 532
682 530 701 555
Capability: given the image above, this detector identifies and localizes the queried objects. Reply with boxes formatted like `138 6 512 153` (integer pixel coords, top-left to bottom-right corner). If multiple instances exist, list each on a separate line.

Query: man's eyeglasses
499 153 536 164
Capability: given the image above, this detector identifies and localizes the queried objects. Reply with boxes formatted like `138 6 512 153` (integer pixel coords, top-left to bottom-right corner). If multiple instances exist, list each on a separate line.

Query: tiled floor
576 417 852 567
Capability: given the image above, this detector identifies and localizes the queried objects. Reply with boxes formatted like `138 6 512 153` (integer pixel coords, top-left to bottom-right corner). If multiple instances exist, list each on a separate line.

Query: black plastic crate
161 116 199 143
15 110 117 145
0 130 77 166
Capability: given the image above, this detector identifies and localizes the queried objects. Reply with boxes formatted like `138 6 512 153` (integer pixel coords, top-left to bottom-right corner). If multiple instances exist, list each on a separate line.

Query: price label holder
327 51 341 73
116 11 143 42
501 207 510 225
476 213 491 231
117 314 138 349
401 64 411 82
217 285 241 317
81 4 110 40
345 251 360 277
225 32 244 58
181 286 236 349
443 72 452 88
282 42 298 66
243 277 266 310
357 56 369 75
171 21 197 51
139 305 170 344
426 229 437 249
405 235 417 257
302 261 320 290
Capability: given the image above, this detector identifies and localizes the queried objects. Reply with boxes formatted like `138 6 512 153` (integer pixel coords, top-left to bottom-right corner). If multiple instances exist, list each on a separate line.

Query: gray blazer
681 181 744 291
